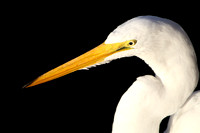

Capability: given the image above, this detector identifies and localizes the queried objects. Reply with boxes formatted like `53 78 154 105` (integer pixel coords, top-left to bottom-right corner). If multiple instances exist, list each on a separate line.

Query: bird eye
129 42 133 45
128 40 137 46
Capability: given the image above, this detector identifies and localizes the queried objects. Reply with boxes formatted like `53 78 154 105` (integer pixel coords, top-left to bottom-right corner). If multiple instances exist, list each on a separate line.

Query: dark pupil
129 42 133 45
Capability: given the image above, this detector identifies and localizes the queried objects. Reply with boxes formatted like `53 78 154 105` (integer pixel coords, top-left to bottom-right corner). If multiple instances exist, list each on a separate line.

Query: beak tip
22 79 36 88
22 82 32 89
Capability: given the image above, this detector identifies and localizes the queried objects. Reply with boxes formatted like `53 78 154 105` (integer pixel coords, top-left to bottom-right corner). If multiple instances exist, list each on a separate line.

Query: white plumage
26 16 200 133
103 16 199 133
165 91 200 133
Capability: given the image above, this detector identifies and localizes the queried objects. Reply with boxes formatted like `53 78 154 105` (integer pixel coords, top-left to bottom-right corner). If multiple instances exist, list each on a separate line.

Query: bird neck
112 46 198 133
141 42 199 114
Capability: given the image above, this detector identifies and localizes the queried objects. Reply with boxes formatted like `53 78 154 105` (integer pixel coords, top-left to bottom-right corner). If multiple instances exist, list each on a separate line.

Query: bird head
24 16 193 88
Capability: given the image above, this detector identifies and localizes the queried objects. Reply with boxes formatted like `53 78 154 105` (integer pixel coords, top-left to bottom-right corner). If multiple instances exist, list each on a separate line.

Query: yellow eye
128 40 137 46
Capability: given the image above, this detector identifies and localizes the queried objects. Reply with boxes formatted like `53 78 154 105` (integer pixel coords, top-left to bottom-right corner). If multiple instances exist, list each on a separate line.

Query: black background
4 1 200 133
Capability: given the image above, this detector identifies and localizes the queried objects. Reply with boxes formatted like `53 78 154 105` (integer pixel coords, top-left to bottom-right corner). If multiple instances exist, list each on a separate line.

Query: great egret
25 16 199 133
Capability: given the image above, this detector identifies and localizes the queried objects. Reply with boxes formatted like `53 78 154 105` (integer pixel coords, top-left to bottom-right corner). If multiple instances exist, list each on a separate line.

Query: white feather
78 16 199 133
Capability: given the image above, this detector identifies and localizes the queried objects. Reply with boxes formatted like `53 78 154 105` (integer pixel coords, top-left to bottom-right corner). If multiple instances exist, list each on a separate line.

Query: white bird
25 16 199 133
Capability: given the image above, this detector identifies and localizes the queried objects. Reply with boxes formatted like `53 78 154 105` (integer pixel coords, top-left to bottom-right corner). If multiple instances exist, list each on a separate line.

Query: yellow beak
25 41 132 88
